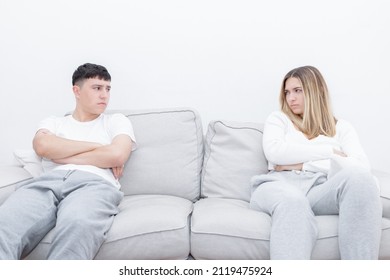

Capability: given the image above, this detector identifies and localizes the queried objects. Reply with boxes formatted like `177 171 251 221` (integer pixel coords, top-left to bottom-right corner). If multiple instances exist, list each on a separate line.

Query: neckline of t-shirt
68 113 104 125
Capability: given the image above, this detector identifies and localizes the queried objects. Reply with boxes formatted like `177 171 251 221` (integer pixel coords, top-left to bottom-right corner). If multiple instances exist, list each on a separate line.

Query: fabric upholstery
201 120 268 202
3 108 390 260
119 108 204 202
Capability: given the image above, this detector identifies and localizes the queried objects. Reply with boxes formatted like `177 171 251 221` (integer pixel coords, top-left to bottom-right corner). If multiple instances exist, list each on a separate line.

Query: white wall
1 0 389 171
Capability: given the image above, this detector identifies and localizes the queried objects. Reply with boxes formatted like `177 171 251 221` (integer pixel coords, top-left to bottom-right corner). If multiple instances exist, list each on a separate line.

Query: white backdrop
0 0 389 171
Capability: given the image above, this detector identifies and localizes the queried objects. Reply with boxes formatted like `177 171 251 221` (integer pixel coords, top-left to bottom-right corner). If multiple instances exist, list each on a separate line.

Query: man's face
74 77 111 116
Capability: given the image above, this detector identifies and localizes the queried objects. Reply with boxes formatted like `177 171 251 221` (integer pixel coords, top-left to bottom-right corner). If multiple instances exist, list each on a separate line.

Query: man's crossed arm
33 129 133 178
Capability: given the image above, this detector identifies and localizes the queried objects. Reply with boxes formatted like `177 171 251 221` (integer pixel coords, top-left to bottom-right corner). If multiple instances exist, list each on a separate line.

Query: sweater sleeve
334 120 371 170
302 159 331 173
300 120 371 175
263 111 333 165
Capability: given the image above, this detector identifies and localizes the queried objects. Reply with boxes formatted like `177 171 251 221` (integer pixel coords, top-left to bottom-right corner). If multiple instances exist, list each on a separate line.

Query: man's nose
100 89 109 98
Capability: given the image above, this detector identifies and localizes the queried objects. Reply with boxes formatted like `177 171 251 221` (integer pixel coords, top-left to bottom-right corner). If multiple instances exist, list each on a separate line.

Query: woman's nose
287 93 296 101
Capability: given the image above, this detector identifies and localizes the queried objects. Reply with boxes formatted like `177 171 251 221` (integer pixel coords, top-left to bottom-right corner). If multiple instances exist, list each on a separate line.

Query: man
0 63 136 259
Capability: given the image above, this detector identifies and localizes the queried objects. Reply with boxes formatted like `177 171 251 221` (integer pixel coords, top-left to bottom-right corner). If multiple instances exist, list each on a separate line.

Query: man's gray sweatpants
0 169 123 259
250 167 382 259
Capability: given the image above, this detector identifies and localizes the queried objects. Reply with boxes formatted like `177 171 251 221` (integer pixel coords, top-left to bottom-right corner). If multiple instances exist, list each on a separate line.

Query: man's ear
72 85 81 99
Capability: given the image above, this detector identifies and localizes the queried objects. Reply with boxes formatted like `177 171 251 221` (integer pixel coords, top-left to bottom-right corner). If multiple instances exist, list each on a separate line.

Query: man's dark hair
72 63 111 86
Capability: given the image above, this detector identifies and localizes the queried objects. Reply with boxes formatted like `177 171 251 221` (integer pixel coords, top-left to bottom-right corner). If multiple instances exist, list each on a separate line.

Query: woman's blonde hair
279 66 336 138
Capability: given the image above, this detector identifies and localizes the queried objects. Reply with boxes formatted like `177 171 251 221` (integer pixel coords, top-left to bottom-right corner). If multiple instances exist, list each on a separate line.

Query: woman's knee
343 166 374 182
276 191 312 214
337 167 379 201
250 182 311 214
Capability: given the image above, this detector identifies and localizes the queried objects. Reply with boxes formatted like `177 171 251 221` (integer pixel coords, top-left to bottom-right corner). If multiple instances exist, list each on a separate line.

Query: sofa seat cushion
190 198 271 259
312 216 390 259
379 218 390 259
313 216 390 259
0 166 32 205
191 198 390 259
26 194 193 260
373 169 390 219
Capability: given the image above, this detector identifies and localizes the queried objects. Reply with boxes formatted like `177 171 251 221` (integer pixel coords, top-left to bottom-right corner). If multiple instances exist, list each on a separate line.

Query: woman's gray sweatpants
0 169 123 260
250 167 382 260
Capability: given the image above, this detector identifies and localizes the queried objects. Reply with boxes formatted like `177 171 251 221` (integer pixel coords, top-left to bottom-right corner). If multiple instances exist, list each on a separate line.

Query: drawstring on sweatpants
63 170 76 181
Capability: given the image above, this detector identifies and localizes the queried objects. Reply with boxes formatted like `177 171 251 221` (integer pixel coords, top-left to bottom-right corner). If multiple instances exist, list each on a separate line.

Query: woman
250 66 382 259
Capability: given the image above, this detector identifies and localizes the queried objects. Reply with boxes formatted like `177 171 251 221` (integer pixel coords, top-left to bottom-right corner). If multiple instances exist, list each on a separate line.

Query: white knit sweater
263 111 370 175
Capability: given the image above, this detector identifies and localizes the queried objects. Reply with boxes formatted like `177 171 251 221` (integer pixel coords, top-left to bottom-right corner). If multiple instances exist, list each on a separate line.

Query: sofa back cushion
201 120 268 202
119 108 203 202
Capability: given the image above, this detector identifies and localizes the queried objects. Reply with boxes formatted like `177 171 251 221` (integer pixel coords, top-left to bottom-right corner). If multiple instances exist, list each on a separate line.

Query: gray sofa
1 107 389 259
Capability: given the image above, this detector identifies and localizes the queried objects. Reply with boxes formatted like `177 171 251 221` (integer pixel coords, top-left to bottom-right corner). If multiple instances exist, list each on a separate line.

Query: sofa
1 107 389 259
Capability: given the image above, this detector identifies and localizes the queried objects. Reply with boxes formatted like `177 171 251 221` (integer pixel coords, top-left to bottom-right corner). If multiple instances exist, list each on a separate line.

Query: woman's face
284 77 304 116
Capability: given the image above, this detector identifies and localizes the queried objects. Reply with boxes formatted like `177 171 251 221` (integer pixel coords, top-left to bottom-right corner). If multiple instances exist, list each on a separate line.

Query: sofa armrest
373 169 390 219
0 165 33 205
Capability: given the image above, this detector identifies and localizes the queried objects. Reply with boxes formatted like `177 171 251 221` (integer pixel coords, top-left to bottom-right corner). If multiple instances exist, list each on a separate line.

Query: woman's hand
274 163 303 172
333 149 347 157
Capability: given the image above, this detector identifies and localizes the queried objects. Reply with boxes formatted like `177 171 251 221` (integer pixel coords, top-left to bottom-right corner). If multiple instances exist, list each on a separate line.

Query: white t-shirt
38 113 137 188
263 111 370 176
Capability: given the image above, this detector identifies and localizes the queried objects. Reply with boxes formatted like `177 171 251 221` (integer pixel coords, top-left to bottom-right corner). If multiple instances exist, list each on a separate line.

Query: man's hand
274 163 303 172
112 165 125 179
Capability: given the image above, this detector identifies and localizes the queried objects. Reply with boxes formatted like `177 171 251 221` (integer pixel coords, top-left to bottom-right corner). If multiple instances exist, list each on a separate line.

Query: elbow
265 154 282 165
264 147 284 165
32 130 55 159
109 139 133 167
263 140 287 165
110 150 131 167
33 138 49 158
